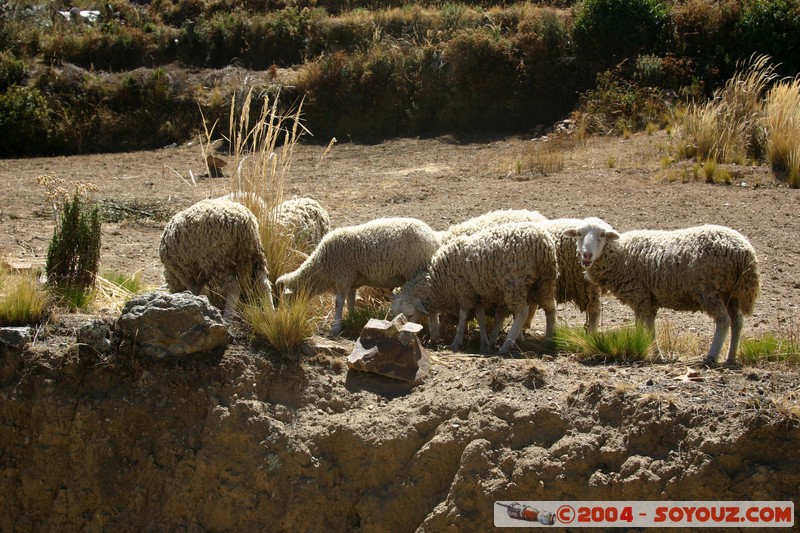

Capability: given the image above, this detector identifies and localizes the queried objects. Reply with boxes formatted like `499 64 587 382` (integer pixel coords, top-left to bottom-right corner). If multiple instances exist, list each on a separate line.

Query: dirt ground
1 132 800 531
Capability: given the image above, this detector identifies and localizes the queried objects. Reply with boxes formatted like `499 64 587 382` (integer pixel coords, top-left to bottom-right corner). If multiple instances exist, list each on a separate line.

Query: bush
45 193 102 293
737 0 800 77
0 53 27 91
575 69 670 135
0 85 51 157
574 0 673 68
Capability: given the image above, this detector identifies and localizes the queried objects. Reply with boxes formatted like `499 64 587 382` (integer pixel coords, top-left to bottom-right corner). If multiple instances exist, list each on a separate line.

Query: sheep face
564 217 620 268
391 292 427 323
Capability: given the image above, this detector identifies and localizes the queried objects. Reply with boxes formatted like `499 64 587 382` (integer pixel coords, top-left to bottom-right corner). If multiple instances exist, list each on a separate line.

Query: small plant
607 157 617 168
0 271 49 326
340 295 392 337
45 192 102 292
556 325 654 363
241 288 322 356
703 158 717 182
102 269 145 294
739 332 800 365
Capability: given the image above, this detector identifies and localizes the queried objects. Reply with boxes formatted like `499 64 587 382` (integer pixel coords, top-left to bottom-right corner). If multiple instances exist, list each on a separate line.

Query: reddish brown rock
347 314 430 383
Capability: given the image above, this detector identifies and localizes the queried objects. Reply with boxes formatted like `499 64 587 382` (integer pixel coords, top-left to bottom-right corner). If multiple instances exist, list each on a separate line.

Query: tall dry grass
204 88 327 353
765 76 800 187
680 54 776 163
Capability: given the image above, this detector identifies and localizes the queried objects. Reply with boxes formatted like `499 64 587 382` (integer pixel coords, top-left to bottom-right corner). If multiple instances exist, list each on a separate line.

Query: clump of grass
764 76 800 185
556 325 654 363
102 269 145 294
52 284 96 311
739 332 800 365
340 294 392 337
678 54 776 163
516 134 573 176
241 288 323 356
0 271 49 326
215 87 309 283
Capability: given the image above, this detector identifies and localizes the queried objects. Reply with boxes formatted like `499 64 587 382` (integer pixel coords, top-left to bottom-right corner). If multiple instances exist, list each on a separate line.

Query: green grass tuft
0 272 49 326
556 325 654 363
739 333 800 365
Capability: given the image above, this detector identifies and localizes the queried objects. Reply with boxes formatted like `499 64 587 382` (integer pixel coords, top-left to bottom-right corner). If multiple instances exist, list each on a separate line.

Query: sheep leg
428 312 441 343
488 308 505 347
330 290 347 337
498 304 530 355
220 276 241 321
257 271 274 311
702 296 730 364
346 287 357 316
450 307 470 352
586 300 600 333
540 297 557 340
725 300 744 365
475 306 491 355
519 304 538 342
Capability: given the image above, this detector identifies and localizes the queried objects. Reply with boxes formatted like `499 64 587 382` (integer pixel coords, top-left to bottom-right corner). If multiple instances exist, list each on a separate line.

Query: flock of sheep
158 195 761 365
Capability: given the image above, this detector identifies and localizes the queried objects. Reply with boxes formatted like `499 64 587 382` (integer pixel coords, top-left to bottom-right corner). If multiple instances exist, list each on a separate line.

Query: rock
347 314 430 383
206 155 226 178
116 291 230 357
77 319 112 354
0 326 34 352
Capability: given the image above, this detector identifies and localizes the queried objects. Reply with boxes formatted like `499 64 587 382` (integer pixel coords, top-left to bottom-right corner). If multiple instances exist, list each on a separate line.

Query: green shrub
576 69 670 135
45 193 102 293
737 0 800 77
0 53 27 91
574 0 673 68
0 85 51 156
556 325 655 363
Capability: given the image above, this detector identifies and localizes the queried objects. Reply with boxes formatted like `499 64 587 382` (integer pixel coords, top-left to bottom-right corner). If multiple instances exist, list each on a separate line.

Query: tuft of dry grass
0 270 49 326
514 134 575 176
764 76 800 186
241 288 325 356
678 54 776 164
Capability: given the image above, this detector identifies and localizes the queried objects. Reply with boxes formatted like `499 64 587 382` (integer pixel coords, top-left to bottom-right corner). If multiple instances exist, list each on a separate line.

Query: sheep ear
606 230 621 241
563 228 580 238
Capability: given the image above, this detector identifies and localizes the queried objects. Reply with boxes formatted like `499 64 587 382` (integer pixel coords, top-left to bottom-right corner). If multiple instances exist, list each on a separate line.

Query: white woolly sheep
159 198 273 320
275 217 440 336
564 217 761 365
392 221 559 355
439 209 547 244
541 218 602 332
220 193 329 253
276 197 330 251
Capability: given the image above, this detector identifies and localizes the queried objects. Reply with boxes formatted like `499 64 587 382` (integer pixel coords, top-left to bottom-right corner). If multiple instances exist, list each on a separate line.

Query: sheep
563 217 761 365
275 197 330 252
159 197 273 320
275 217 440 336
392 221 559 355
439 209 547 244
476 217 603 348
220 193 329 253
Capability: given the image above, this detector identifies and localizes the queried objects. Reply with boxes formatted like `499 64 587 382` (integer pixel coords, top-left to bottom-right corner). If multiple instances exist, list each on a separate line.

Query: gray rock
77 319 112 354
347 314 430 383
0 326 34 352
117 291 230 357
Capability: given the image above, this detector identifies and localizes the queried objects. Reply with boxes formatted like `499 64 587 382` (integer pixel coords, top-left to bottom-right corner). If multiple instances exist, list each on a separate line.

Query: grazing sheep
276 197 330 251
221 193 329 253
159 198 273 320
392 221 559 355
440 209 547 244
564 217 761 365
275 217 440 336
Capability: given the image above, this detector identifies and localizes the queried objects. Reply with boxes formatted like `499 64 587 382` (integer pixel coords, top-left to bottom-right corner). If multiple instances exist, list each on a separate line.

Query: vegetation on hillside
1 0 800 156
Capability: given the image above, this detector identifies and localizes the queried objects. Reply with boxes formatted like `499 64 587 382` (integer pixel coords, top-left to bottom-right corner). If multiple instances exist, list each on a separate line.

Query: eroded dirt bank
1 322 799 532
